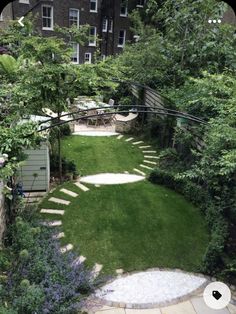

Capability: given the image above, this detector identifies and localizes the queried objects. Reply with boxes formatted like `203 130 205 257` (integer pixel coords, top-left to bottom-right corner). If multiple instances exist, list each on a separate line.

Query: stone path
74 182 90 191
40 209 65 215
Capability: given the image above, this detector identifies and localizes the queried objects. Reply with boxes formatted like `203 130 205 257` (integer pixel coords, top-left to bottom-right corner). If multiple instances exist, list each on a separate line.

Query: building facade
7 0 145 64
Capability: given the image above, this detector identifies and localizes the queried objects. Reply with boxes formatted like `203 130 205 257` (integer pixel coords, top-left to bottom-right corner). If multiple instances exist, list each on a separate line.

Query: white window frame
120 0 128 17
69 8 80 28
118 29 126 48
89 26 97 46
71 43 79 64
136 0 145 7
19 0 29 3
84 52 92 64
90 0 97 13
102 18 108 32
109 19 113 33
42 5 54 31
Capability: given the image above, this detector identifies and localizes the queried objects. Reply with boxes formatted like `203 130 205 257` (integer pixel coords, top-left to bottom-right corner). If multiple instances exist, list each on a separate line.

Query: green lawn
40 135 209 274
61 136 144 176
41 176 209 274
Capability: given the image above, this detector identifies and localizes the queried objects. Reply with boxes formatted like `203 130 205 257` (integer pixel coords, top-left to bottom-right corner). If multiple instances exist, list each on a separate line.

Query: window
90 0 97 12
109 19 113 33
19 0 29 3
102 18 108 32
120 0 128 16
89 26 97 46
84 52 92 64
136 0 145 7
118 30 126 47
71 43 79 64
42 5 53 30
69 9 79 27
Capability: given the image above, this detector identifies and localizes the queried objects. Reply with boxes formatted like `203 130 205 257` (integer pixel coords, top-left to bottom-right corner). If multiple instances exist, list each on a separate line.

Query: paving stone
144 156 159 159
117 135 124 139
52 232 65 239
191 297 230 314
40 209 65 215
139 146 151 149
143 160 157 165
142 151 157 153
95 308 125 314
74 182 90 192
228 303 236 314
116 269 124 275
161 301 196 314
95 184 101 187
124 171 129 174
126 137 134 142
49 197 70 205
41 220 62 227
60 244 73 254
133 168 146 176
74 255 86 264
133 141 144 145
91 263 103 279
126 309 161 314
140 164 154 170
60 188 78 197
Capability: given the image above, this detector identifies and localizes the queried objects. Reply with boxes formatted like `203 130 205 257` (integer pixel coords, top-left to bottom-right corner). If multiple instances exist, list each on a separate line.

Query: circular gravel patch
95 270 207 307
72 131 119 136
80 173 145 185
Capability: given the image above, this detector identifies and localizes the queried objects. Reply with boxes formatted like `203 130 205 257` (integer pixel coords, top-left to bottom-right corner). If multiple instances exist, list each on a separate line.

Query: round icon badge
203 282 231 310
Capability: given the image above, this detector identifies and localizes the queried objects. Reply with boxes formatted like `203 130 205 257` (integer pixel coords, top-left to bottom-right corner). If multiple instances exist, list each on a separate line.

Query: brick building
3 0 145 64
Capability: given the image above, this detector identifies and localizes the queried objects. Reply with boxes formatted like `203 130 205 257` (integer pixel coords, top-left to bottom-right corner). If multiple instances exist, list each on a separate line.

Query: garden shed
17 116 51 192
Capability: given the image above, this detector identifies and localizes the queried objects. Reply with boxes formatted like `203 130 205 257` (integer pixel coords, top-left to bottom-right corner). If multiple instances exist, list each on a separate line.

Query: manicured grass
40 180 209 274
61 136 144 176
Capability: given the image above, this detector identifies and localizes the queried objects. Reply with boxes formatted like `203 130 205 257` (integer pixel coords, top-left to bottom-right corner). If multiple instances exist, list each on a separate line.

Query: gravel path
80 173 145 185
95 270 207 305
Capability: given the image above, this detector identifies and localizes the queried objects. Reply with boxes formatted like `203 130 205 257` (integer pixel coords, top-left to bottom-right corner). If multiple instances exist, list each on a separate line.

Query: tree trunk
57 112 62 184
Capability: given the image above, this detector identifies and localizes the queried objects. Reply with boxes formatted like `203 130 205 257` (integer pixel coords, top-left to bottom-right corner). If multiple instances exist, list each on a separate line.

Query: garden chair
86 109 99 127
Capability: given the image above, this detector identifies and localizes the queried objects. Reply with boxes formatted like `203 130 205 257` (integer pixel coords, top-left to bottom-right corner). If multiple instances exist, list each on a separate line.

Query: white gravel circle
95 270 207 305
72 131 119 136
80 173 145 185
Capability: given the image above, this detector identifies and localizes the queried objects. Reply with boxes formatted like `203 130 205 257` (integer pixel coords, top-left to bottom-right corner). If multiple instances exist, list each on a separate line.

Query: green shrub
202 219 228 274
0 306 17 314
50 154 78 176
60 124 71 137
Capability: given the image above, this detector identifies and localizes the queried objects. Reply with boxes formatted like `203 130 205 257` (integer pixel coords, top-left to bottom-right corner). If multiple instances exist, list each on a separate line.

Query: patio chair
101 113 116 127
86 109 99 127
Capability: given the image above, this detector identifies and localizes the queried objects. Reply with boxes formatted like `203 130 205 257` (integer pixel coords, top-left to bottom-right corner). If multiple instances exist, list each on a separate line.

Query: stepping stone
72 255 87 267
74 182 89 192
140 164 154 170
49 197 70 205
144 155 159 159
40 209 65 215
124 171 129 174
95 184 100 187
91 263 103 279
41 220 62 227
116 269 124 275
144 160 157 165
139 145 151 148
60 188 78 198
52 232 65 239
133 141 144 145
125 137 134 142
117 135 124 139
60 244 73 254
133 168 146 176
143 150 157 153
